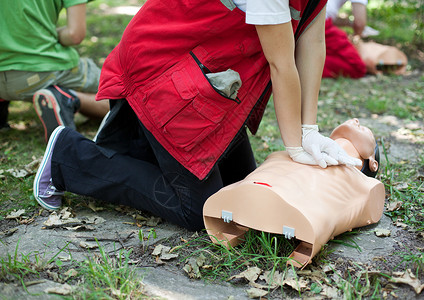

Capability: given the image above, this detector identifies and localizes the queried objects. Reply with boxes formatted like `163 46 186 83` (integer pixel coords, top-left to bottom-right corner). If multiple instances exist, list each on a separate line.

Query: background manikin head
330 118 380 177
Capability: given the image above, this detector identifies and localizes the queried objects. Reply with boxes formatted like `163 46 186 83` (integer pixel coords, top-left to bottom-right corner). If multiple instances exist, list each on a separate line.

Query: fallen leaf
88 200 104 212
394 221 408 228
160 252 179 260
386 201 402 212
389 269 424 294
79 241 98 249
229 267 262 283
6 168 28 178
82 216 106 225
43 211 81 227
59 207 73 219
152 244 166 256
259 270 283 288
0 227 18 237
375 228 391 237
6 209 25 219
246 287 268 299
64 269 78 278
24 157 42 174
183 257 201 279
45 283 73 295
282 277 308 291
58 255 71 262
145 216 161 226
65 225 95 231
320 285 339 298
393 182 408 191
151 244 178 260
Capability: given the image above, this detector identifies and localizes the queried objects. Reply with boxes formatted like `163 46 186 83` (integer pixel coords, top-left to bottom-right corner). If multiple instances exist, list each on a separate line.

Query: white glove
302 124 362 168
286 146 331 168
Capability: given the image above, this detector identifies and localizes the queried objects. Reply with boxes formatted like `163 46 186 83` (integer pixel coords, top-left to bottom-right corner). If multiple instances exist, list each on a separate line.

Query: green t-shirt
0 0 87 72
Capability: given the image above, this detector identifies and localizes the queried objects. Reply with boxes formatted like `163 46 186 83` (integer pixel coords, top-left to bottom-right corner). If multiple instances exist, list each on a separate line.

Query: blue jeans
51 99 256 231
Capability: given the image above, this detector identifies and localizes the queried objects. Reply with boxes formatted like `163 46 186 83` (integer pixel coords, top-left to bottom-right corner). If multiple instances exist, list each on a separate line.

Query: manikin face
330 119 376 159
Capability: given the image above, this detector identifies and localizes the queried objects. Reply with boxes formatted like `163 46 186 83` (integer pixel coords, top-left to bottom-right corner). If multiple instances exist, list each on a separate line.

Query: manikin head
330 118 380 177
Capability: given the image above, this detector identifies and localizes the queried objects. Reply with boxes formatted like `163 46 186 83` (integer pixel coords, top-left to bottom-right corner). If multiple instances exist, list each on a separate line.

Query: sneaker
33 126 66 210
33 85 80 142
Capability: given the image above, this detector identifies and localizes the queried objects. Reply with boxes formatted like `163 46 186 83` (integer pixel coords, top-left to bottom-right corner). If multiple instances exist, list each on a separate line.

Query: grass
0 239 150 299
68 246 148 299
177 230 296 281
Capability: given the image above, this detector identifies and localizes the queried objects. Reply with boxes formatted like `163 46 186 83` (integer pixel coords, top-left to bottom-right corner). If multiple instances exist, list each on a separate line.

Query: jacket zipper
190 51 241 104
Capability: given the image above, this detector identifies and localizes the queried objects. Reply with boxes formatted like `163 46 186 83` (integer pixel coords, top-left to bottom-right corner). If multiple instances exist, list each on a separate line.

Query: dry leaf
393 182 408 191
394 221 408 228
146 216 161 226
374 228 391 237
88 200 104 212
24 157 42 174
152 244 166 256
64 269 78 278
45 283 72 295
183 257 201 279
229 267 262 283
65 225 95 231
6 209 25 219
389 269 424 294
246 287 268 299
151 244 178 260
282 277 308 291
6 168 28 178
58 255 71 262
79 241 98 249
83 216 106 224
386 201 402 212
320 285 339 298
259 270 283 288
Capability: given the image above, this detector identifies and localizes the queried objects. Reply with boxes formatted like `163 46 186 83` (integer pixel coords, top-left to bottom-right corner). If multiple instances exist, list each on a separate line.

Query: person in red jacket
34 0 361 231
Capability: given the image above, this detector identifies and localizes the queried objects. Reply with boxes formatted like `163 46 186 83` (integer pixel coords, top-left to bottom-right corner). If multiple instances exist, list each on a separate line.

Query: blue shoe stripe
33 126 65 210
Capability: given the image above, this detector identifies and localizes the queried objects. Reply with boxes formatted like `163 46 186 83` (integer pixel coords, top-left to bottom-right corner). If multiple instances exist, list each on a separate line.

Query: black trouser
51 99 256 231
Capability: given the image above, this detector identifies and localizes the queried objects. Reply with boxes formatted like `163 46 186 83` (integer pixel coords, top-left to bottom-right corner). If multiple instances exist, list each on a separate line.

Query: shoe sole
33 126 65 211
33 90 64 142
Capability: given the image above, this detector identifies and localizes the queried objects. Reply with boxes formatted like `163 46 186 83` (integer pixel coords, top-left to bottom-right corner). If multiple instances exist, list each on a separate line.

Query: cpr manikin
203 119 385 268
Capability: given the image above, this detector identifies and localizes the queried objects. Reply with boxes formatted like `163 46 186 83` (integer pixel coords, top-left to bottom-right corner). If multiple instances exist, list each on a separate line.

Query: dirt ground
1 72 424 299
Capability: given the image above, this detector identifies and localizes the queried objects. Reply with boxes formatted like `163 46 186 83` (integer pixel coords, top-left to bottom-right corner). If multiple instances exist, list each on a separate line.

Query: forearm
255 23 303 147
272 64 302 147
295 9 326 125
57 3 87 46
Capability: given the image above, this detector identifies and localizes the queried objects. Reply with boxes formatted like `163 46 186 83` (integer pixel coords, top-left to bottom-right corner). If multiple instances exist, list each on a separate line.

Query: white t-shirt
326 0 368 20
233 0 291 25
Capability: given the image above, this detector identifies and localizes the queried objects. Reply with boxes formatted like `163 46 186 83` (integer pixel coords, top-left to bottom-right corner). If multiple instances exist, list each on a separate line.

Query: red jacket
97 0 327 180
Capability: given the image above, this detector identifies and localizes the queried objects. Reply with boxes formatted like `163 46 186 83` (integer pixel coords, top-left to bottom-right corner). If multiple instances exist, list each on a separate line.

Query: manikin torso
203 119 385 268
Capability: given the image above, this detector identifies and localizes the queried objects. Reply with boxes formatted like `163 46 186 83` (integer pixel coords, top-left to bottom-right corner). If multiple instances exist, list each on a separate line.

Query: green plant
71 245 147 299
138 228 157 252
381 140 424 231
179 230 295 281
335 268 384 300
395 247 424 276
0 240 40 292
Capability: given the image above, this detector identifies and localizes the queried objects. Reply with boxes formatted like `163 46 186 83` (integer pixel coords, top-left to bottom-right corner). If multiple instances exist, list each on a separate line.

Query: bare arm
255 22 302 147
57 3 87 46
295 8 326 125
351 3 366 36
333 3 366 36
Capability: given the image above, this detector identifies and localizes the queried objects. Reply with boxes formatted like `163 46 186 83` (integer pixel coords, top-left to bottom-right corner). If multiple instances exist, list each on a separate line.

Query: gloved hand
286 146 331 168
302 124 362 168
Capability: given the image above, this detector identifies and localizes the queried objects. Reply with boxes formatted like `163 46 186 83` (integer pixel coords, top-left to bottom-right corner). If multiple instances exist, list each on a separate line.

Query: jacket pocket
143 48 238 151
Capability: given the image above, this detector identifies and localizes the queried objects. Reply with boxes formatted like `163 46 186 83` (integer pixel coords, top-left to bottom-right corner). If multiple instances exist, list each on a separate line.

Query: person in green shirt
0 0 109 140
